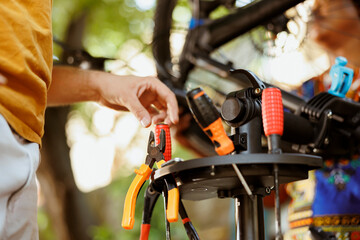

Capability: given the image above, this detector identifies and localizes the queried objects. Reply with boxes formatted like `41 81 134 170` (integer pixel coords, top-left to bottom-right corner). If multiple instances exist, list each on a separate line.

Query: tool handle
155 125 179 223
122 164 152 230
179 201 200 240
186 88 219 128
262 88 284 137
186 87 234 155
262 88 284 239
166 187 179 222
155 124 171 161
139 224 151 240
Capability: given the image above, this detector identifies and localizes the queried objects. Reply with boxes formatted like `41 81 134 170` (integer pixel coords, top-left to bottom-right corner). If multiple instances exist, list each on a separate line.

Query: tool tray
153 153 322 201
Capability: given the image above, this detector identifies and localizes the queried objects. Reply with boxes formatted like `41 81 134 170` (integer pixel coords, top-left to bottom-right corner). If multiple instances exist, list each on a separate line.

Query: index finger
148 78 179 124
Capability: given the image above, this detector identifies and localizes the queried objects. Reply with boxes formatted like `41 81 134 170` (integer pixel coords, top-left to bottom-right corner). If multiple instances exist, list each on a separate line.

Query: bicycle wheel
152 0 320 93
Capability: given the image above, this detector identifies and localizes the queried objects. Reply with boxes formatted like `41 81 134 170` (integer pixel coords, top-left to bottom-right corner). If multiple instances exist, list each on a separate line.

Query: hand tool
156 124 200 240
261 87 284 240
122 129 178 230
186 87 235 156
155 124 179 224
140 184 160 240
186 88 254 199
139 124 172 240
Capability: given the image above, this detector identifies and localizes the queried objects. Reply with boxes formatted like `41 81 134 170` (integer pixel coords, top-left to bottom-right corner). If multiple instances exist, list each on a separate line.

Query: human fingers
147 99 165 111
146 78 179 124
125 95 152 127
151 110 167 125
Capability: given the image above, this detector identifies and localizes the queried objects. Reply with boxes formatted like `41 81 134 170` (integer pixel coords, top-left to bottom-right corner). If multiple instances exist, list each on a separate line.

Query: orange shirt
0 0 53 145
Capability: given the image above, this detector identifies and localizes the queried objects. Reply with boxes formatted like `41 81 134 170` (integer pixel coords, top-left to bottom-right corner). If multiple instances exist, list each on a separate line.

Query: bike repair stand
154 86 322 240
154 154 321 239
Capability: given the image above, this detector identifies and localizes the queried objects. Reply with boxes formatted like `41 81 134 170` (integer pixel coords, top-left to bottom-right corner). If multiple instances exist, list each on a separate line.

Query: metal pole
235 198 241 240
236 195 265 240
274 164 283 240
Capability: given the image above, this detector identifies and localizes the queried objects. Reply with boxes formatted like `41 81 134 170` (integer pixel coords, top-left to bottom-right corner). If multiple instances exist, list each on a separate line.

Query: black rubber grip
186 88 219 128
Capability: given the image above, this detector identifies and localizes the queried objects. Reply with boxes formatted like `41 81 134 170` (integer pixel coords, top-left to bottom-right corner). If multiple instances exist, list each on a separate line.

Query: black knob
221 98 245 123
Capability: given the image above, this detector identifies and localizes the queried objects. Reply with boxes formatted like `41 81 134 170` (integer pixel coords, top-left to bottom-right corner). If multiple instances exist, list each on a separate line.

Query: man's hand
95 74 179 127
49 66 179 127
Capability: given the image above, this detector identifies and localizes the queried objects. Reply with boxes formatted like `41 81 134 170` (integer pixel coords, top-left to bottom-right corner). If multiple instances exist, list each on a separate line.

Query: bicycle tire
152 0 178 85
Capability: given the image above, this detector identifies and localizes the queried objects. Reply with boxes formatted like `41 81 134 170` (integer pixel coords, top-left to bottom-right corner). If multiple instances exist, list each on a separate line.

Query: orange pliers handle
156 124 179 223
122 129 178 231
165 182 180 222
122 164 152 230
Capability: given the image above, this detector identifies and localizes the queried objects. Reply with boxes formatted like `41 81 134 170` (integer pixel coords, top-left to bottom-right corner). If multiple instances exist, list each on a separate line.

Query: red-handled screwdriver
262 87 284 240
155 124 172 161
262 88 283 153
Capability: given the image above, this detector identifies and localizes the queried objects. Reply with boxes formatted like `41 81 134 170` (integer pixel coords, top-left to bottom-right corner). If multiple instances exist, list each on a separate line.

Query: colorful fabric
313 156 360 215
285 66 360 239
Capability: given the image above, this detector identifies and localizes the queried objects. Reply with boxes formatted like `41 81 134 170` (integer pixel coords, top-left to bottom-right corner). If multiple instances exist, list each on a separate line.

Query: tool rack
153 153 322 240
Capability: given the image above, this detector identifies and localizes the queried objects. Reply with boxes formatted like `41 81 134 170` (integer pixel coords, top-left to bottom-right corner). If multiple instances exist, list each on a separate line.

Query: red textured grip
262 88 284 137
155 124 172 161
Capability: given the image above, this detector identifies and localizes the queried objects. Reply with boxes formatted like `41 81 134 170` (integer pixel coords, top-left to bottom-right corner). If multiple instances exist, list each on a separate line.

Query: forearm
47 65 179 126
47 65 100 106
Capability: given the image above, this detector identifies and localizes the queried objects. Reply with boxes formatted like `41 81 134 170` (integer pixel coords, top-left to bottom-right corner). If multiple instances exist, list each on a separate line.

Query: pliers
122 130 179 230
141 176 199 240
140 124 200 240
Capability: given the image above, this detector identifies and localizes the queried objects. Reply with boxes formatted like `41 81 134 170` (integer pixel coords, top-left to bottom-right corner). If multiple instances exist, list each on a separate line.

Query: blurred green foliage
38 208 56 240
87 173 189 240
48 0 199 239
39 166 192 239
52 0 156 59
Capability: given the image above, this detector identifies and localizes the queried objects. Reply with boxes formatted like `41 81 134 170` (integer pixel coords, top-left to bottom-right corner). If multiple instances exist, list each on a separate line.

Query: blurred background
40 0 360 239
41 0 230 239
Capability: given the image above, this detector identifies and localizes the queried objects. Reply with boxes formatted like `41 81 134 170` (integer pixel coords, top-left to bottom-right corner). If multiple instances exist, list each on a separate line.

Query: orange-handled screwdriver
187 88 253 199
186 87 234 155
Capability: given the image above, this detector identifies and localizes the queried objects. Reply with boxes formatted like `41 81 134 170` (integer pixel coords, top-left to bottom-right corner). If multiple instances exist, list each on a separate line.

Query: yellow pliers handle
158 160 179 223
166 187 179 222
122 164 152 229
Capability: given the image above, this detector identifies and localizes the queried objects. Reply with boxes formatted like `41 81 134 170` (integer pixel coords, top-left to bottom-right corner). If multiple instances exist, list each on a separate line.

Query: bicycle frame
153 0 307 112
194 0 305 51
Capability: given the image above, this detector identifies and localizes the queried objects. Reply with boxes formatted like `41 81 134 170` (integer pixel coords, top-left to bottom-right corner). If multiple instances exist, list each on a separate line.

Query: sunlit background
42 1 204 239
41 0 340 239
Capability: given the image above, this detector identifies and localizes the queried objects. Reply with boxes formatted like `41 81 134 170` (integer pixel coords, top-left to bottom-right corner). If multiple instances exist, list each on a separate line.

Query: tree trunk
37 13 98 240
38 107 97 240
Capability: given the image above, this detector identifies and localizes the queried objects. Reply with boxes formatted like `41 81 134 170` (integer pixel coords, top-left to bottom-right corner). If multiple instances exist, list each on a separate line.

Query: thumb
126 97 151 127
